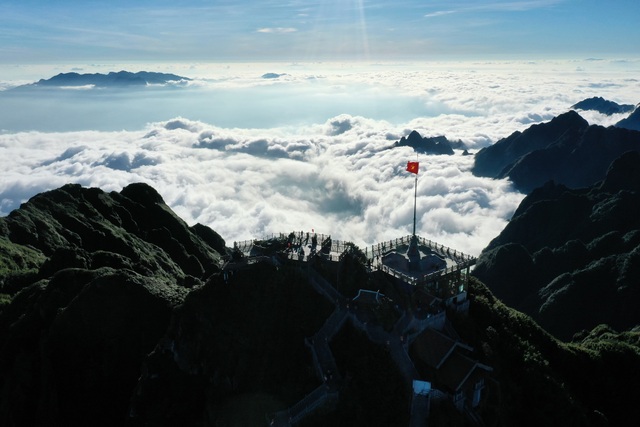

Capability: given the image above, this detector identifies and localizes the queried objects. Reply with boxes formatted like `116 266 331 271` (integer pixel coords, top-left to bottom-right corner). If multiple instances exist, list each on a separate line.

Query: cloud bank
0 116 522 256
1 60 639 255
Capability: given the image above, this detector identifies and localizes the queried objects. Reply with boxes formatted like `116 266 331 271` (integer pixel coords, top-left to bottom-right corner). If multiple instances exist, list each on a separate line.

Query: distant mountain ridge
21 70 191 88
472 110 640 193
571 96 635 115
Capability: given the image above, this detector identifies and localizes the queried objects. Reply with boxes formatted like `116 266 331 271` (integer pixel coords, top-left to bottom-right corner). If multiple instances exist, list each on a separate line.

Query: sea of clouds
1 60 639 255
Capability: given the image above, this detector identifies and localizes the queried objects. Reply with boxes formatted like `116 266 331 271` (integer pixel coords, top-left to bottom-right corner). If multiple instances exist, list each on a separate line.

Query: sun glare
308 0 371 60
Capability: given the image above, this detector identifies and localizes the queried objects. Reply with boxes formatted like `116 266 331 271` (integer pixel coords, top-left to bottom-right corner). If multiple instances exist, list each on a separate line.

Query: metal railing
377 259 475 288
237 233 474 260
233 232 477 290
366 235 475 264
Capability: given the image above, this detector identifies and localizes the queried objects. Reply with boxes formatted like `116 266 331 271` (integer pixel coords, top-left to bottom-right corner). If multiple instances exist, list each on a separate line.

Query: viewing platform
233 232 476 302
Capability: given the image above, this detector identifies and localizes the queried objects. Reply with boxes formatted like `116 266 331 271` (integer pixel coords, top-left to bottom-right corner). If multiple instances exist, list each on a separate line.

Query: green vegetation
0 235 45 288
0 293 11 307
0 235 45 302
454 277 640 426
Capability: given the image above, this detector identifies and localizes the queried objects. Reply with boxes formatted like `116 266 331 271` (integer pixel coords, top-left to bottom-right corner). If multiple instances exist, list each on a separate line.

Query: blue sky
0 0 638 63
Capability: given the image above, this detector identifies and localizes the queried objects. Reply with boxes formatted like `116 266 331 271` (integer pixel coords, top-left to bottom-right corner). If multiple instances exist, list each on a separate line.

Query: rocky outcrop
472 111 640 193
473 151 640 339
393 130 461 155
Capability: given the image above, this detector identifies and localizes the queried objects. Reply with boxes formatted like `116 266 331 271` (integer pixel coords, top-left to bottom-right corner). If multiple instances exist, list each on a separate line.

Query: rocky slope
472 110 640 193
0 183 224 426
473 151 640 340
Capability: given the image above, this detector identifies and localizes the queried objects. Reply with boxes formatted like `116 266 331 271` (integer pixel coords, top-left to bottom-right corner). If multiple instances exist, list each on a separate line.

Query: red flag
406 161 419 174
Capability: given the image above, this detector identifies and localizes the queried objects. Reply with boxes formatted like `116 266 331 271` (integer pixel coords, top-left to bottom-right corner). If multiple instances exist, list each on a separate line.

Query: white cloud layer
0 118 523 256
1 60 639 256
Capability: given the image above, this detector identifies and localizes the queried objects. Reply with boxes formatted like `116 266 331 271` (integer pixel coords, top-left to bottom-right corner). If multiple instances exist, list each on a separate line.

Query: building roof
412 328 473 370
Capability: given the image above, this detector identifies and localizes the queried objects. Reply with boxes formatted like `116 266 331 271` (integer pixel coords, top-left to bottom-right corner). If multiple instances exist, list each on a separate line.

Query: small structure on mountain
369 160 476 313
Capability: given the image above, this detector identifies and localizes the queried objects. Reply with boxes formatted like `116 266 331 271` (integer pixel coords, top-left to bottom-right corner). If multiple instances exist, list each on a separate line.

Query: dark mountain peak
550 109 589 127
120 182 165 206
523 109 586 135
472 110 589 183
472 109 640 193
407 130 422 141
394 130 460 155
571 96 635 115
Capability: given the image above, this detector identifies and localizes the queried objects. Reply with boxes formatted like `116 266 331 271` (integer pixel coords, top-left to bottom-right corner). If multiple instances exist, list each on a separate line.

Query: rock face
393 130 460 155
473 151 640 339
472 110 640 193
571 96 635 115
20 71 190 88
0 183 224 426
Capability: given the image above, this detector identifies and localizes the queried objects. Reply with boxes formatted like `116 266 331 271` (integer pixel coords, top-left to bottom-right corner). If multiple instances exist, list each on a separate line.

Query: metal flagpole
412 173 417 237
407 155 420 265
